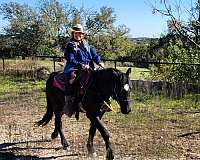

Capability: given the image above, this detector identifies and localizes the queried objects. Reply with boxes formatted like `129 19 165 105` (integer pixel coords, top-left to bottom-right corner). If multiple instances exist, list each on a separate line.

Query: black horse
36 68 132 160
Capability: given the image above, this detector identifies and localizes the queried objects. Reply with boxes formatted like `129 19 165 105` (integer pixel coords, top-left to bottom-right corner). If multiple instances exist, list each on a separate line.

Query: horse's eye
124 84 129 91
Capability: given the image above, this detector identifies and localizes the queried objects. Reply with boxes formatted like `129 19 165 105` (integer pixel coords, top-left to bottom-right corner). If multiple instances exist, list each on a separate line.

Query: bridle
111 73 131 103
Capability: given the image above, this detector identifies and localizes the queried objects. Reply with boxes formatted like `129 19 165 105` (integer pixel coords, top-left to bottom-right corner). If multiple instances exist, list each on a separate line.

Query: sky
0 0 180 38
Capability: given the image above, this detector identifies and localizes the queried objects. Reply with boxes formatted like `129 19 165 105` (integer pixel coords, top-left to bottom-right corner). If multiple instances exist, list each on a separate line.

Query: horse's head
112 68 132 114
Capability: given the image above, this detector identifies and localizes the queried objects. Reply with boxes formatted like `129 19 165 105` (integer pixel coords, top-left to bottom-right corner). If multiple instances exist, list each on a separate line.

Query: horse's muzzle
121 108 131 114
119 99 131 114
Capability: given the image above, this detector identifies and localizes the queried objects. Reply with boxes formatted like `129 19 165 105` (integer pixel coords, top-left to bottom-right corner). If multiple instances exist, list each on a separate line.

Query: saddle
53 72 67 92
53 71 92 93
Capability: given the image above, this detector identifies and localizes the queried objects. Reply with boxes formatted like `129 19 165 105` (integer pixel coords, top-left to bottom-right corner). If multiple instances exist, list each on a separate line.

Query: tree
86 6 116 35
39 0 68 42
0 2 44 56
0 34 12 57
0 1 68 56
146 0 200 83
0 1 135 58
89 24 134 59
150 0 200 49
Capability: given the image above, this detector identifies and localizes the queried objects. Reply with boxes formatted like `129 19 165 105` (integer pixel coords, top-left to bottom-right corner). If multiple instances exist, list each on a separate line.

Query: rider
64 24 104 118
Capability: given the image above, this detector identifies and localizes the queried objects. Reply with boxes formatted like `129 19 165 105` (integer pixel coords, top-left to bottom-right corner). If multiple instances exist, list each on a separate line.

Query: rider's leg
71 70 82 120
69 71 76 84
64 72 76 116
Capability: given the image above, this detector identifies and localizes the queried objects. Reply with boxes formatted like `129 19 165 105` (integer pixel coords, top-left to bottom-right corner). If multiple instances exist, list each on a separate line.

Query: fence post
2 57 5 71
53 57 56 72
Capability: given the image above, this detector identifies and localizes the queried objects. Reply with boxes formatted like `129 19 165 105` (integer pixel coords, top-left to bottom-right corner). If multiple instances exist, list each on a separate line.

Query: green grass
0 75 45 92
0 75 45 106
105 91 200 127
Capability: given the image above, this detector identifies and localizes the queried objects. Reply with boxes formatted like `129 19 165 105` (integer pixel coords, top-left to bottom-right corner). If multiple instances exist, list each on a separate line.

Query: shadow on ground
0 139 78 160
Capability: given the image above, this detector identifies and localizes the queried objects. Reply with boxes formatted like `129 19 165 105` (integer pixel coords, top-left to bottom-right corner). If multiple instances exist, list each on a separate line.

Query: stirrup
65 96 75 105
79 102 86 113
64 96 75 117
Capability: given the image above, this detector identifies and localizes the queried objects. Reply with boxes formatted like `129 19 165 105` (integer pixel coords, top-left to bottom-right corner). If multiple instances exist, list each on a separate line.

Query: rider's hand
82 64 90 70
98 62 104 68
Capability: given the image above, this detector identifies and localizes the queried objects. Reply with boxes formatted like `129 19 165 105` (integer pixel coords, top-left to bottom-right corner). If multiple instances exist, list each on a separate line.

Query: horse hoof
106 155 114 160
106 148 114 160
62 141 70 150
63 144 69 150
87 152 97 159
86 144 95 155
51 132 58 139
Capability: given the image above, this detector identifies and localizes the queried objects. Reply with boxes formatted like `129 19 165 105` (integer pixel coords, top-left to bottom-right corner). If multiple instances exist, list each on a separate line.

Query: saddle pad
53 72 67 91
53 79 65 91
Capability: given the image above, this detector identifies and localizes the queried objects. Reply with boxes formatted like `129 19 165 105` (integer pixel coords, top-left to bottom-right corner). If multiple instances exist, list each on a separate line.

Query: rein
103 99 120 113
112 76 131 103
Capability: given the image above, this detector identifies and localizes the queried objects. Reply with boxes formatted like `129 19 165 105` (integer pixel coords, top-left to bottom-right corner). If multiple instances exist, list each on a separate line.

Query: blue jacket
64 39 102 73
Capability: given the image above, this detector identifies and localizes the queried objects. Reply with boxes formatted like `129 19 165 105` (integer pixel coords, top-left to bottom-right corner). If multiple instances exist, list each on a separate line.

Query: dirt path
0 102 137 160
1 99 200 159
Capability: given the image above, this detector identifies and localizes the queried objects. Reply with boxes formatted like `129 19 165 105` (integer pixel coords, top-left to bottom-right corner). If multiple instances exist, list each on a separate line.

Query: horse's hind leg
50 109 59 139
55 114 69 149
51 121 58 139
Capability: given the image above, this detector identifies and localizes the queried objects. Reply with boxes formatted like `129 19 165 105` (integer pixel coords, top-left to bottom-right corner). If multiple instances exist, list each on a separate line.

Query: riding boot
73 83 82 120
74 100 80 120
64 83 75 117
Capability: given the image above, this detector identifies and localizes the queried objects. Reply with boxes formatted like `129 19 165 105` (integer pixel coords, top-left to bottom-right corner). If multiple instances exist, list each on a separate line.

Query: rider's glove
82 64 90 70
98 62 104 68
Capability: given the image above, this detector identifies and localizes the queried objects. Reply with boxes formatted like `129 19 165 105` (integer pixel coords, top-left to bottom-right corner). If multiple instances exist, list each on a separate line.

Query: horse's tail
36 72 57 127
36 93 53 127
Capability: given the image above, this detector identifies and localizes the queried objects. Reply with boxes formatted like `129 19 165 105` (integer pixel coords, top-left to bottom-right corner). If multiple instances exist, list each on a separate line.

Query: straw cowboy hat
68 24 85 36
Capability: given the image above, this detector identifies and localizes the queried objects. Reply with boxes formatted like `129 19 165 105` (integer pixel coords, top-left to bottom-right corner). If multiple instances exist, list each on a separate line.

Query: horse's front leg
87 123 96 156
55 114 69 149
87 111 105 156
88 115 114 160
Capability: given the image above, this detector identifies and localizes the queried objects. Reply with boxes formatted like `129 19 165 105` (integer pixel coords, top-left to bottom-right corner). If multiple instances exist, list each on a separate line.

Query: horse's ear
126 68 131 76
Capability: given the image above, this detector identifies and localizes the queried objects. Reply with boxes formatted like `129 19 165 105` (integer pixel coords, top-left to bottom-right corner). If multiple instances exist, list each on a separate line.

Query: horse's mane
93 68 121 77
99 68 120 72
89 68 123 96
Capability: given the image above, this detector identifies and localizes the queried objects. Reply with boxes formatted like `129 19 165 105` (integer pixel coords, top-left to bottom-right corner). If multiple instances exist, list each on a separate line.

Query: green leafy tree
151 0 200 49
90 25 134 59
0 1 135 59
0 34 12 57
0 2 42 56
39 0 67 42
86 6 116 35
147 0 200 83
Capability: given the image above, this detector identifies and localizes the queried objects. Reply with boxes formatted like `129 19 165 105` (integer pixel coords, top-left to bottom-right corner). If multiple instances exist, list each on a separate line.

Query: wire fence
1 54 200 97
1 54 200 72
